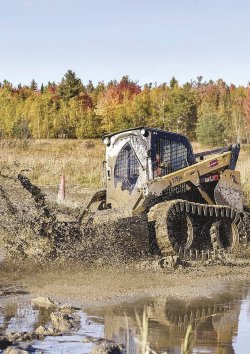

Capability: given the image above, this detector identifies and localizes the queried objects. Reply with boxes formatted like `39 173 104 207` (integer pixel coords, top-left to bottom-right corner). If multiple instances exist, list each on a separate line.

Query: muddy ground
1 264 250 354
1 171 250 353
1 260 250 308
0 172 152 264
0 171 250 307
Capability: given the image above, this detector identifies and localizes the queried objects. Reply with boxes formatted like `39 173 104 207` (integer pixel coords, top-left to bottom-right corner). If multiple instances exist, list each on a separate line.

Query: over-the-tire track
148 199 249 260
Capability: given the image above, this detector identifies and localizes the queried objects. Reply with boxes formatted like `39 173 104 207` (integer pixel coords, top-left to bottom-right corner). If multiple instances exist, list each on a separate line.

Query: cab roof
102 126 188 140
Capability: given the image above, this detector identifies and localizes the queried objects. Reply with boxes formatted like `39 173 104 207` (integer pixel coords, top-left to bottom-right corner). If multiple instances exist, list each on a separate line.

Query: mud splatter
0 173 151 264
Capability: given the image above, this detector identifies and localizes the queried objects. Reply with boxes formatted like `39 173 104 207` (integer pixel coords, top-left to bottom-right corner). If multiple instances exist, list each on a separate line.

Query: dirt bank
1 261 250 308
0 172 152 263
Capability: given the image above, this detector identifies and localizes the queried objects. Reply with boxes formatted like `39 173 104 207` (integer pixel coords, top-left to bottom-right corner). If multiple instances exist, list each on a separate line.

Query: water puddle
1 281 250 353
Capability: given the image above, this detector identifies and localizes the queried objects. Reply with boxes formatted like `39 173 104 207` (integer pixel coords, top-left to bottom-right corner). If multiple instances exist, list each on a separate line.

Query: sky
1 0 250 87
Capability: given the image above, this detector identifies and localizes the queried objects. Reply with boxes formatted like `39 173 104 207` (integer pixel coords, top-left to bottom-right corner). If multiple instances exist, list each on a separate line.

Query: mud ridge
0 173 150 264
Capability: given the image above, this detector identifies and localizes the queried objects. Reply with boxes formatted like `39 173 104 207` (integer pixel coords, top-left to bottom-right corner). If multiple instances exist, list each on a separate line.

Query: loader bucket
214 169 244 211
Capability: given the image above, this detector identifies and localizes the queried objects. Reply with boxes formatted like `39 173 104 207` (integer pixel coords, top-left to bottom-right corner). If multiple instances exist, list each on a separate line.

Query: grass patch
0 139 249 204
0 138 105 188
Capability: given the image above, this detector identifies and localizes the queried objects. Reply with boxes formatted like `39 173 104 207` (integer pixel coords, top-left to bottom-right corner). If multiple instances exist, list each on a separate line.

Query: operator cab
103 127 195 208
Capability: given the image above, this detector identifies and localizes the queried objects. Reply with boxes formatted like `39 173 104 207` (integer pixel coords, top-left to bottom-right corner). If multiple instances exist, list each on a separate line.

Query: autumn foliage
0 71 250 146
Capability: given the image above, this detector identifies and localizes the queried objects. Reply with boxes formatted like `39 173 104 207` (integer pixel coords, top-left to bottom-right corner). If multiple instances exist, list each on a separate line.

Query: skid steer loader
83 126 250 262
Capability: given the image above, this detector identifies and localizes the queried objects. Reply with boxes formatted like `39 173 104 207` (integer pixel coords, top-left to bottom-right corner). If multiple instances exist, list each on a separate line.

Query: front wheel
152 201 196 256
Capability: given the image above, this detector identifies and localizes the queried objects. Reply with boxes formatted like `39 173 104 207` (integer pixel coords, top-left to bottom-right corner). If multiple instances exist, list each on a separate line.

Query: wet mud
1 273 250 353
0 173 150 264
1 172 250 352
1 172 250 266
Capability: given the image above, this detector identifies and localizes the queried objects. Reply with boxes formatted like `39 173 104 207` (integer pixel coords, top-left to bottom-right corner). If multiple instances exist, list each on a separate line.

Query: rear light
200 174 220 183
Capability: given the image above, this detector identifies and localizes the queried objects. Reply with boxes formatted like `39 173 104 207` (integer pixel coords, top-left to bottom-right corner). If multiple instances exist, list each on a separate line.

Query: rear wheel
210 217 245 252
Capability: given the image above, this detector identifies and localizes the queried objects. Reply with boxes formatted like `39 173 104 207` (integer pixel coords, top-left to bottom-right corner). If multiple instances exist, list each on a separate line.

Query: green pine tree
30 79 38 91
196 110 226 146
57 70 84 100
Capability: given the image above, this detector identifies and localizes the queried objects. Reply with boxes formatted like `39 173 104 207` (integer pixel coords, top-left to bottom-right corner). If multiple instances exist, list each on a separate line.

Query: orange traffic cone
57 172 65 202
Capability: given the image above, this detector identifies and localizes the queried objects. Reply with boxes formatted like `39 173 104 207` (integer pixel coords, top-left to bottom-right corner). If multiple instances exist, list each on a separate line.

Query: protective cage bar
153 138 189 178
114 142 140 192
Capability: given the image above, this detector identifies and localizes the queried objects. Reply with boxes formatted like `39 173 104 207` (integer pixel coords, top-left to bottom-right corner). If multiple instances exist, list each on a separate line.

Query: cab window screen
114 142 140 192
154 139 188 177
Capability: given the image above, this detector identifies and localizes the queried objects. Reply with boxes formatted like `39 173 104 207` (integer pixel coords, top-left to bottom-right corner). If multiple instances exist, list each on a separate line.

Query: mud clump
50 310 80 333
0 338 12 351
0 172 150 264
90 341 124 354
0 299 81 352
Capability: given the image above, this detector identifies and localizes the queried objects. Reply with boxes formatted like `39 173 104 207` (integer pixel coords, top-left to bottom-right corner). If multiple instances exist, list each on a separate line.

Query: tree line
0 70 250 146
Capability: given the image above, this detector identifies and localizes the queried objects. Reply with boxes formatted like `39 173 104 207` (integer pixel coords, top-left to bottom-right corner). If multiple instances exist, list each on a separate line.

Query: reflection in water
0 282 250 353
86 282 250 354
233 290 250 354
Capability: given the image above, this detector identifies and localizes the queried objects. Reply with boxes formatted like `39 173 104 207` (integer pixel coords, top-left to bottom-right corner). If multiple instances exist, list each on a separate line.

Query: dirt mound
0 173 150 264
